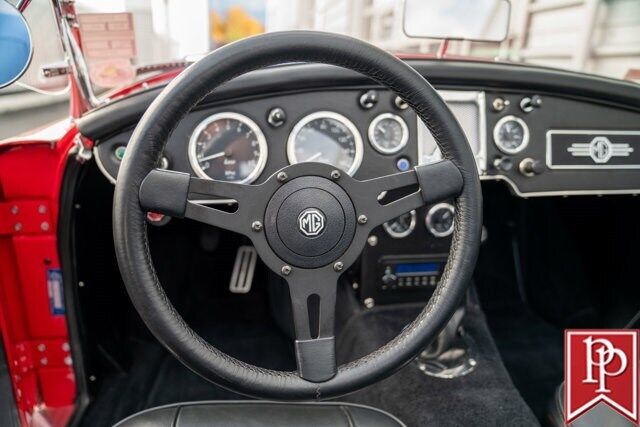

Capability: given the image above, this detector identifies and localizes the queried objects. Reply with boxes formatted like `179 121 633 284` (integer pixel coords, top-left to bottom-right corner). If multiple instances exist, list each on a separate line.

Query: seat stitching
339 405 356 427
172 405 182 427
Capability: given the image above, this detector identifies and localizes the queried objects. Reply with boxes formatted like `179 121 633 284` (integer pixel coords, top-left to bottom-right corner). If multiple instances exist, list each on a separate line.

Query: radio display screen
395 262 441 277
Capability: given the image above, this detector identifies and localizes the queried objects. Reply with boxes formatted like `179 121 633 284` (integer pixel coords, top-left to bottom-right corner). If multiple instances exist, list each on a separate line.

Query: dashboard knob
394 96 408 110
519 158 544 176
382 272 397 286
267 107 286 127
359 90 378 109
493 156 514 172
520 95 542 113
491 97 510 112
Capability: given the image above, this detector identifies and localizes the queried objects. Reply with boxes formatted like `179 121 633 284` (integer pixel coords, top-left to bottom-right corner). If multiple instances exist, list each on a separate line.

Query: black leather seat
548 383 633 427
114 401 405 427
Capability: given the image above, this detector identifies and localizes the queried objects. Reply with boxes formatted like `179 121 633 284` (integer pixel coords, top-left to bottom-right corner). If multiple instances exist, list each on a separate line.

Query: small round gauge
368 113 408 154
426 203 455 238
493 115 529 154
188 112 267 183
383 210 416 239
287 111 363 176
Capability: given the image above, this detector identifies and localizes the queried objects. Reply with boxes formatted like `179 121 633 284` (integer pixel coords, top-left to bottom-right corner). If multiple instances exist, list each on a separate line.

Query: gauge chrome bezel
287 111 363 176
188 112 268 184
426 203 455 238
383 210 417 239
368 113 409 155
493 115 529 155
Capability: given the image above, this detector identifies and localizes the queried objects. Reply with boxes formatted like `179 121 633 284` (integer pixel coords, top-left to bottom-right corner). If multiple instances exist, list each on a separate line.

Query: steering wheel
113 31 482 400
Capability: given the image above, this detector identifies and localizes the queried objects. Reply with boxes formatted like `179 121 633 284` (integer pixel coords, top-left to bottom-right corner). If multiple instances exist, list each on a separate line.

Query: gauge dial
383 210 416 239
287 111 363 176
426 203 455 238
188 112 267 183
368 113 408 154
493 115 529 154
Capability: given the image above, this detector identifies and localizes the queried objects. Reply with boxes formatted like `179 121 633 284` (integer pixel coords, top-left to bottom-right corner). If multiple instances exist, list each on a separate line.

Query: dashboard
81 59 640 304
90 62 640 199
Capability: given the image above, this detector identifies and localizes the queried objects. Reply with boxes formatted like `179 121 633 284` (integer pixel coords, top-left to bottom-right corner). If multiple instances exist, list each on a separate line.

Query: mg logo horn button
298 208 326 237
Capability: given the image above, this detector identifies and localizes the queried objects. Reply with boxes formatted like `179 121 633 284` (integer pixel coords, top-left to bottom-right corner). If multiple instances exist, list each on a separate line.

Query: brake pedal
229 246 257 294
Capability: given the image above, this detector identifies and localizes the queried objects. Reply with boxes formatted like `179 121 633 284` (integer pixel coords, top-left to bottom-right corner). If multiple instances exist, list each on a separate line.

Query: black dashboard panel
89 59 640 198
95 89 418 184
483 91 640 196
86 59 640 304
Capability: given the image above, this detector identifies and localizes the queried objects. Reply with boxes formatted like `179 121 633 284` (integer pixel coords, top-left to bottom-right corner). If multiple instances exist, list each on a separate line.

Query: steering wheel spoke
286 268 338 383
138 168 266 236
352 159 463 229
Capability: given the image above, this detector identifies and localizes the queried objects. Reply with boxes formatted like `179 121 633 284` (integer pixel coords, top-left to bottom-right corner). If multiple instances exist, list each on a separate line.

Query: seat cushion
114 401 405 427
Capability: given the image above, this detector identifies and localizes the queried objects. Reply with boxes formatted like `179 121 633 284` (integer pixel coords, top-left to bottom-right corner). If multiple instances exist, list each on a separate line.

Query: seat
548 383 633 427
114 401 405 427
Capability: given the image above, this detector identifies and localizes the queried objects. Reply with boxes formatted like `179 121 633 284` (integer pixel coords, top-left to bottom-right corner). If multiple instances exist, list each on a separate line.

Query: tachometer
287 111 363 176
368 113 408 154
188 112 267 183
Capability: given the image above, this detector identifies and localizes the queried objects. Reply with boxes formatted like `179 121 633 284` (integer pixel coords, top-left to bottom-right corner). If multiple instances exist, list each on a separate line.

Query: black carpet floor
79 316 296 426
339 299 539 427
80 296 539 426
483 304 564 422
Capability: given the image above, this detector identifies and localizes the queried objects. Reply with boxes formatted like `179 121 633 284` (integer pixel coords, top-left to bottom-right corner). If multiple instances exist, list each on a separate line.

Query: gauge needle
199 151 226 162
305 152 322 162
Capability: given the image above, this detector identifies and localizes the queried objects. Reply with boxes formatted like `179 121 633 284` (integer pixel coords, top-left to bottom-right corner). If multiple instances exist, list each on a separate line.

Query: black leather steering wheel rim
113 31 482 400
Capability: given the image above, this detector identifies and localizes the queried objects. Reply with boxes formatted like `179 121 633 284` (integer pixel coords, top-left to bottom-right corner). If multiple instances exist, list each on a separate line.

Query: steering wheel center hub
264 175 356 269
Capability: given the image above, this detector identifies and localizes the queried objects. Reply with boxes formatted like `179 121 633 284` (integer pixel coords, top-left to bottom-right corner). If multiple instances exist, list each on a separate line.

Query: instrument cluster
186 107 410 184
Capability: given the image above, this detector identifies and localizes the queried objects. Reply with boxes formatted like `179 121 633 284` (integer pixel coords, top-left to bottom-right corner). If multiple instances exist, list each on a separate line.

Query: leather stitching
340 405 356 427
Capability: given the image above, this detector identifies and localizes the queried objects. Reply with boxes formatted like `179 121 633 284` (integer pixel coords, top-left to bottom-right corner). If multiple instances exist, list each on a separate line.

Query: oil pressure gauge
368 113 408 154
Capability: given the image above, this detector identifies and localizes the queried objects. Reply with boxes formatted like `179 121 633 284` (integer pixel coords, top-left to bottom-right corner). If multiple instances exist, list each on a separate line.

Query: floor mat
484 305 564 421
79 317 295 427
339 299 540 427
81 296 539 427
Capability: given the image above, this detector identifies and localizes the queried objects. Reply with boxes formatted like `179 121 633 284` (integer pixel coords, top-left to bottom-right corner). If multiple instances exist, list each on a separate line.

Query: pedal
229 246 257 294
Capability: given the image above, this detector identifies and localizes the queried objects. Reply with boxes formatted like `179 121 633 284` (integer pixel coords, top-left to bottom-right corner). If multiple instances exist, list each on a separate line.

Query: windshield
32 0 640 92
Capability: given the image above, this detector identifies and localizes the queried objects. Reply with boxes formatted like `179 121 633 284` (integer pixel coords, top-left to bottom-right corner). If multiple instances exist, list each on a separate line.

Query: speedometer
188 112 267 183
287 111 363 176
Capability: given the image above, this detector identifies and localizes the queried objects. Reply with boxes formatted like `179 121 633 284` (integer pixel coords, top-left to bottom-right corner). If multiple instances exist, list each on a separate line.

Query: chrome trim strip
546 130 640 170
94 147 117 185
480 174 640 198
